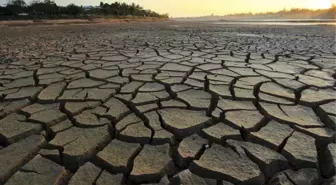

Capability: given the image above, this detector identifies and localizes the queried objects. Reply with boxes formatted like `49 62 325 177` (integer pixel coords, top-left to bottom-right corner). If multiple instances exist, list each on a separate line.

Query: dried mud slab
0 22 335 184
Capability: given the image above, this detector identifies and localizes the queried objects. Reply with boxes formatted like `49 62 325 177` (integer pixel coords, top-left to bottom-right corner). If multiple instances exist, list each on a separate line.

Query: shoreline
0 17 170 27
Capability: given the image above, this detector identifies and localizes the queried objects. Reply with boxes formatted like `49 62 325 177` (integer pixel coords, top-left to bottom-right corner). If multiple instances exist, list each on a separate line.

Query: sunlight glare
300 0 332 9
315 0 334 8
332 0 336 6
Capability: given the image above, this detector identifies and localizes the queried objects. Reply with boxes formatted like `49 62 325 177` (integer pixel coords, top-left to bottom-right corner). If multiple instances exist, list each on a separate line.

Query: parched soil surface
0 22 335 185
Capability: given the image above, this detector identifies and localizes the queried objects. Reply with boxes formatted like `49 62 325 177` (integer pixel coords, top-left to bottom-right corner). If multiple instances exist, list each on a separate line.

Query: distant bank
174 6 336 22
0 17 170 27
0 0 168 21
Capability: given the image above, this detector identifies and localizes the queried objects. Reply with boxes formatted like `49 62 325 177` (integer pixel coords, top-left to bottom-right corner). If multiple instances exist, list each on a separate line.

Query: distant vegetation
175 5 336 21
224 6 336 20
0 0 169 20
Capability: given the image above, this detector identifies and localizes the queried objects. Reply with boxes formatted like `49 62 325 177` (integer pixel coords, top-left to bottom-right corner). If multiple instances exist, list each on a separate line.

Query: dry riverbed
0 21 335 185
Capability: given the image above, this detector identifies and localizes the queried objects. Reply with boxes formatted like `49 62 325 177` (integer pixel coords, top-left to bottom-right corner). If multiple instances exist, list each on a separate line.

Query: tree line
0 0 168 19
224 5 336 19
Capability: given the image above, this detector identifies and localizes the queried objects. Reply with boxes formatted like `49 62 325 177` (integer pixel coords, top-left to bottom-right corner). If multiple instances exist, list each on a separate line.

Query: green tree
66 3 82 16
0 0 169 18
7 0 26 7
29 0 58 15
6 0 26 15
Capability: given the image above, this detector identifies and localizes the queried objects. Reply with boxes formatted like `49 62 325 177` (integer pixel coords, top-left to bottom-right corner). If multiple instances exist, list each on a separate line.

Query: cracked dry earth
0 22 335 185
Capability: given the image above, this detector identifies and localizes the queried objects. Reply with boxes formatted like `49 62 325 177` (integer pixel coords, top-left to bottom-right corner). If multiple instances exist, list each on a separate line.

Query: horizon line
171 6 335 18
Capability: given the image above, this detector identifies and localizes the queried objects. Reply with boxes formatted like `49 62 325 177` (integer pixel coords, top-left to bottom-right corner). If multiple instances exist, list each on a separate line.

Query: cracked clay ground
0 22 335 185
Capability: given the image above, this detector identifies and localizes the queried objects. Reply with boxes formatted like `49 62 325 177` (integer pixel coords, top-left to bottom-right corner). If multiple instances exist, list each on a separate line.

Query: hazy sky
1 0 334 17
